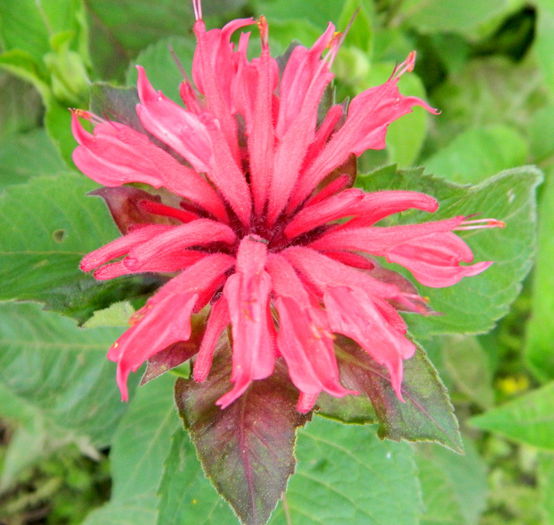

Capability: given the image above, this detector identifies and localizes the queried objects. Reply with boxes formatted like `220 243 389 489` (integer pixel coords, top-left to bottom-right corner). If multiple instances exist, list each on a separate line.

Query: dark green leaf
334 338 463 452
89 83 141 129
0 73 42 140
357 165 541 336
84 0 193 80
175 345 310 525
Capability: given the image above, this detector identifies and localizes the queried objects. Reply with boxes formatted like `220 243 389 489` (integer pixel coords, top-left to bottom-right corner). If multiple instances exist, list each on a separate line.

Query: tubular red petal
219 237 275 408
126 219 236 267
193 297 230 382
324 286 416 400
80 224 174 272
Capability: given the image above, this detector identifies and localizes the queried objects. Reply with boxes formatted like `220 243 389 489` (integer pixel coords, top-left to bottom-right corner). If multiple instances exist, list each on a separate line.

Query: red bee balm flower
73 3 502 413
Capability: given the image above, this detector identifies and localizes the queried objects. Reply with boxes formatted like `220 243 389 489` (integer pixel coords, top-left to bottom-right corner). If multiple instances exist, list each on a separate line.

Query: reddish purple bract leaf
175 345 310 525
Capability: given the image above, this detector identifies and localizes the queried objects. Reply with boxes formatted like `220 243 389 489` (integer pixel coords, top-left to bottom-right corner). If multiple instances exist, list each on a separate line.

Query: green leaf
316 391 376 425
252 0 345 29
334 338 463 453
357 165 541 336
416 438 488 525
441 335 494 409
525 167 554 380
529 105 554 164
269 417 423 525
423 125 529 184
83 375 178 525
157 429 237 525
399 0 523 39
0 0 83 61
470 382 554 449
535 0 554 95
84 0 193 80
0 174 162 321
538 451 554 523
125 36 196 103
431 57 546 150
175 345 310 525
0 302 129 487
0 128 66 188
0 72 42 140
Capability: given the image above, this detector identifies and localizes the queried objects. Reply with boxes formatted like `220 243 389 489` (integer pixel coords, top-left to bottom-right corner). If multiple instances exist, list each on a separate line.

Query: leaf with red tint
91 186 169 234
90 84 143 132
175 344 310 525
141 312 207 385
334 337 463 453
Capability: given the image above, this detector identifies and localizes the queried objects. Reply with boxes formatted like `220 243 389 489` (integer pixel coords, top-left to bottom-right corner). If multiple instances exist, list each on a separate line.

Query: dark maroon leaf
141 312 207 384
141 342 197 385
91 186 169 234
334 337 463 453
175 344 310 525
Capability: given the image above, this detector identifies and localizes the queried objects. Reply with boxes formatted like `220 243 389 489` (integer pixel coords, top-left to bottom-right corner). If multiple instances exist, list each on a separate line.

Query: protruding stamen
392 51 416 79
258 15 269 49
192 0 202 21
70 108 105 126
455 218 506 231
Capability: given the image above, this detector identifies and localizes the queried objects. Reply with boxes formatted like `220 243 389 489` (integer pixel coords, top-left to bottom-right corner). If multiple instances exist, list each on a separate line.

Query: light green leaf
529 105 554 164
538 451 554 524
398 0 523 39
0 128 66 188
442 335 494 409
0 174 159 321
125 36 196 103
358 166 541 337
535 0 554 95
525 167 554 380
423 125 529 184
252 0 345 29
416 438 488 525
0 0 82 61
83 375 178 525
83 301 134 329
0 302 129 487
470 382 554 449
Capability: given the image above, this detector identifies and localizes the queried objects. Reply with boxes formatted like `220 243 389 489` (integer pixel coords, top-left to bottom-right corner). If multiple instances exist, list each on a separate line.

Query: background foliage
0 0 552 523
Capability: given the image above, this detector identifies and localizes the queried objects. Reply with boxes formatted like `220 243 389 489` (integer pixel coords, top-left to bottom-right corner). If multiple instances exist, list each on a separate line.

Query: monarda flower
73 1 501 413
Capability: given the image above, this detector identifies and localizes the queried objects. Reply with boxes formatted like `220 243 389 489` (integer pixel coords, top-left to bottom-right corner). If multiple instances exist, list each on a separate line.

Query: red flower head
73 2 502 413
